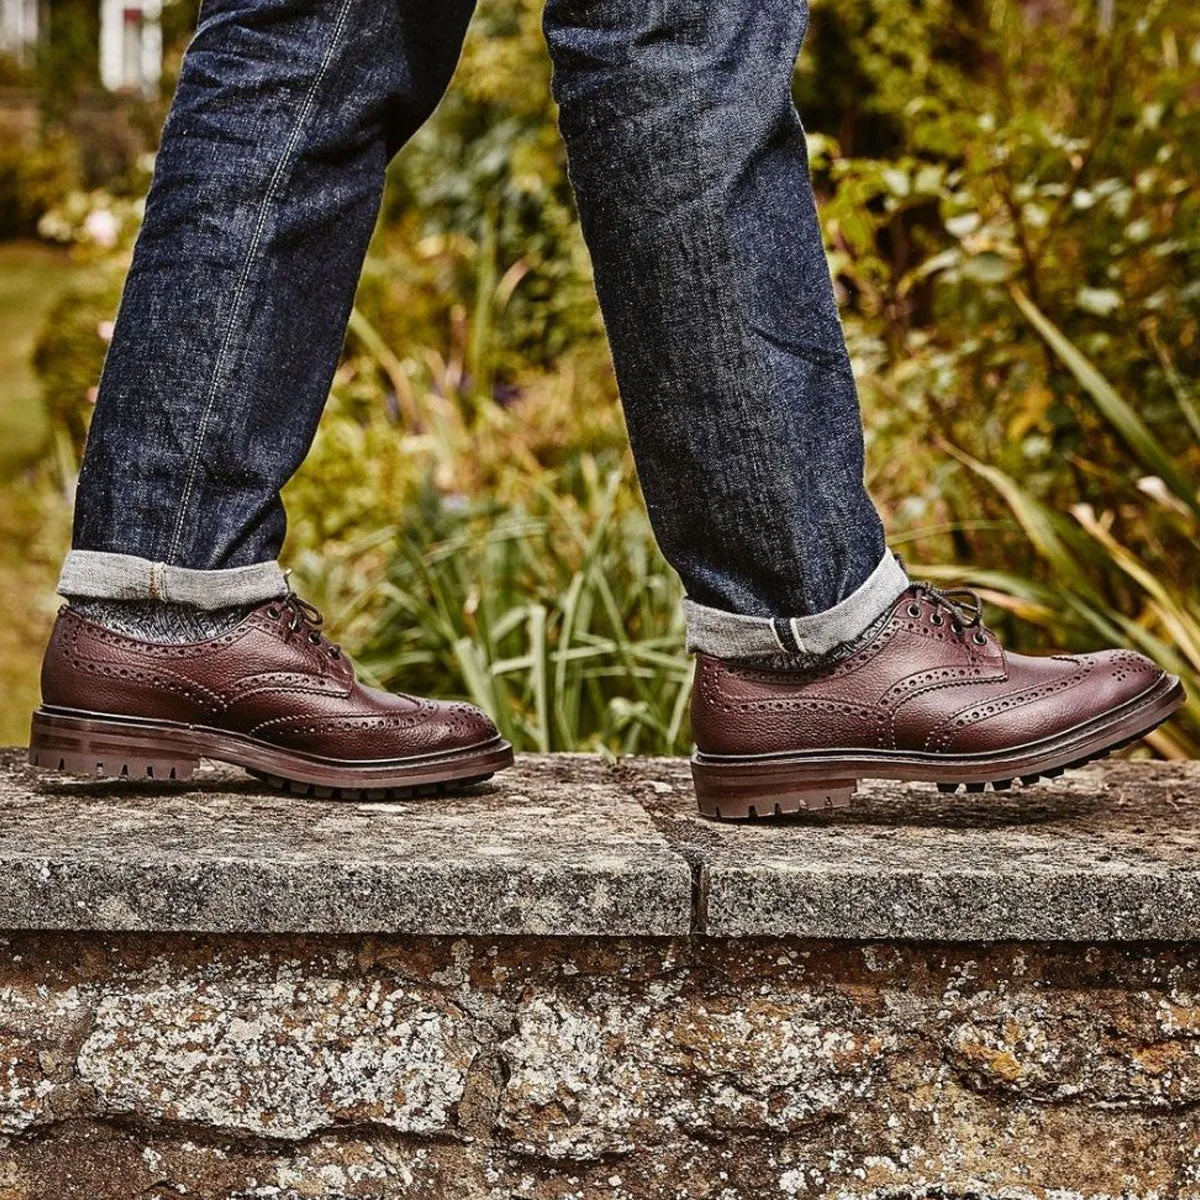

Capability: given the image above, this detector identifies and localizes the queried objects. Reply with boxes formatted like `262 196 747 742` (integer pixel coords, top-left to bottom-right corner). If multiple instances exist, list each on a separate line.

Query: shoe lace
270 577 342 659
910 579 985 636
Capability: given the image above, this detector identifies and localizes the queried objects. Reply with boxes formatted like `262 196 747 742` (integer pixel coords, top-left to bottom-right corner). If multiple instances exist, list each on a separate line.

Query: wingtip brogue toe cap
933 647 1171 755
421 699 502 752
1072 646 1173 714
34 599 513 792
282 695 501 761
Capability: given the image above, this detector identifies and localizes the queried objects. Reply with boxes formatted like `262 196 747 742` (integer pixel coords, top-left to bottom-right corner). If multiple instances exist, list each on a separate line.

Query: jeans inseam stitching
769 619 789 654
164 0 358 564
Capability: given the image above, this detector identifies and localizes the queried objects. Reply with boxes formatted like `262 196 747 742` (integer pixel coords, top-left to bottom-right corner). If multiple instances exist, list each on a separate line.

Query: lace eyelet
973 631 987 645
930 613 944 627
308 632 321 645
907 604 922 618
267 607 280 619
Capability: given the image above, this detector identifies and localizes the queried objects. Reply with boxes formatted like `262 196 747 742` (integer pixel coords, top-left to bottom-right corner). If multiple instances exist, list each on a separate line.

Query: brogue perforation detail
69 657 222 711
689 581 1179 778
253 712 461 741
697 662 887 733
882 664 1001 705
60 616 227 712
924 661 1094 752
37 597 509 785
246 693 444 739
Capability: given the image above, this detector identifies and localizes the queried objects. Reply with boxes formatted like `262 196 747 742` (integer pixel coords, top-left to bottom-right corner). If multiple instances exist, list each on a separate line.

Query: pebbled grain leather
40 602 499 761
691 587 1167 758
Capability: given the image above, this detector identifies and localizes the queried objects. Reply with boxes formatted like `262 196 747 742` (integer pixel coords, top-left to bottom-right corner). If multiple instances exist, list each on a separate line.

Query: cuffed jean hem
683 552 910 660
58 551 289 609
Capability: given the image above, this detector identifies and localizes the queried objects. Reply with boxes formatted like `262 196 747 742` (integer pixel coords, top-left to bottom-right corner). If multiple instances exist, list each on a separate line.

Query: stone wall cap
0 750 692 936
3 749 1200 940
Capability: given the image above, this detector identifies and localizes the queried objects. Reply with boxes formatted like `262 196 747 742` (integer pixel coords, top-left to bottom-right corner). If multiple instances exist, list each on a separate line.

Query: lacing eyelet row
908 581 990 647
268 593 342 659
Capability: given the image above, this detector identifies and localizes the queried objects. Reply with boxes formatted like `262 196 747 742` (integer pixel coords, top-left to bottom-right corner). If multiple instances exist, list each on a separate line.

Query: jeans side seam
165 0 358 565
787 618 808 655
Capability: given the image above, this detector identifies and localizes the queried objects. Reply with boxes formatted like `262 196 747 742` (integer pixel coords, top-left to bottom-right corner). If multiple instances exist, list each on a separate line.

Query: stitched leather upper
41 604 499 760
691 588 1165 757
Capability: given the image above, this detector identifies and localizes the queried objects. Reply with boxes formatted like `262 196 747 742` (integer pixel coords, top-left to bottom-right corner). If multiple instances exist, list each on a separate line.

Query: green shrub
0 128 81 238
32 264 124 457
24 0 1199 757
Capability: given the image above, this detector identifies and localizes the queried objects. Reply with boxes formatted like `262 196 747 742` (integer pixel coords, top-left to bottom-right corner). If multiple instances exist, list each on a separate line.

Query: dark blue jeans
62 0 906 660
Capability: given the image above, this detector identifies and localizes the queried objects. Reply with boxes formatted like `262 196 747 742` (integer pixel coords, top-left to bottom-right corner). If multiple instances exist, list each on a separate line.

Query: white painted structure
0 0 162 96
99 0 162 96
0 0 39 59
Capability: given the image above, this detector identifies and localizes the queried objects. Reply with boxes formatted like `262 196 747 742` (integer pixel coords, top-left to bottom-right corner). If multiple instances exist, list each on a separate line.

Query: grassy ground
0 242 78 745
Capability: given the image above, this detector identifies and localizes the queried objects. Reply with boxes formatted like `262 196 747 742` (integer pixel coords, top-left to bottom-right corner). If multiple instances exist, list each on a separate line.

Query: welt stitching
165 0 358 561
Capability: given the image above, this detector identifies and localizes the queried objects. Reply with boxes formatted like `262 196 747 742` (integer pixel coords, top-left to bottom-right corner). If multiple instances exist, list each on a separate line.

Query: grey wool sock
736 602 894 674
67 598 257 644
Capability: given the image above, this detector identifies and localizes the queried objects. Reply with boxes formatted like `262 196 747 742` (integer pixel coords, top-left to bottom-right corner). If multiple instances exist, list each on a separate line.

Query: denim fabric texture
65 0 899 659
59 550 287 606
684 552 908 659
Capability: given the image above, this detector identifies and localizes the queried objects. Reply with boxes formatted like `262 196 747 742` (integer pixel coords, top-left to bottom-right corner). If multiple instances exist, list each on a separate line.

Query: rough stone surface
0 935 1198 1198
0 750 691 936
3 749 1200 1195
5 750 1200 941
631 756 1200 940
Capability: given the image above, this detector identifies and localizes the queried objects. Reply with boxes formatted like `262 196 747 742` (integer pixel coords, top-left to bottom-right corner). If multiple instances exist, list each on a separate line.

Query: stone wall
2 751 1200 1198
1 934 1198 1199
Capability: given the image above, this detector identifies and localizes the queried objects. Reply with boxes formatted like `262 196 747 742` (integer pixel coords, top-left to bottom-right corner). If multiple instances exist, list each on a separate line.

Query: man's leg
543 0 1183 816
65 0 475 597
32 0 515 797
543 0 906 661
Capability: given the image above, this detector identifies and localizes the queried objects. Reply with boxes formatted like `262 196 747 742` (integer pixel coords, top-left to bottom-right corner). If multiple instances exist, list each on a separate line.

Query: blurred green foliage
16 0 1200 755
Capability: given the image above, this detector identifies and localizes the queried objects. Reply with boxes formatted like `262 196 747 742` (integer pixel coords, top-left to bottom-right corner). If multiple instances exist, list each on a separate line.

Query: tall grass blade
1010 284 1199 516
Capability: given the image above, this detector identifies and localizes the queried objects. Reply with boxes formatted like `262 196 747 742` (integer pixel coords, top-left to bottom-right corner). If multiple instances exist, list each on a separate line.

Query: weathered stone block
0 752 693 937
0 936 1195 1197
76 961 475 1138
0 751 1197 1196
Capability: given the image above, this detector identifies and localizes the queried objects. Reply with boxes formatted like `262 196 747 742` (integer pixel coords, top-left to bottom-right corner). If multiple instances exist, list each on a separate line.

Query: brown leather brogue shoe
691 582 1184 819
30 595 513 797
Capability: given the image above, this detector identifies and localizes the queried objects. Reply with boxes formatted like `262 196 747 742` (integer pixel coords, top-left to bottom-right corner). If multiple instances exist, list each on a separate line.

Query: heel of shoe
692 758 857 820
29 709 199 782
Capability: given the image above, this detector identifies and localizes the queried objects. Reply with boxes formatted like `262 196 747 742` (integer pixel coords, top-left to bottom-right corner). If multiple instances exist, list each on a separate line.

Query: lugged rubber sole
691 673 1186 820
28 706 514 800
